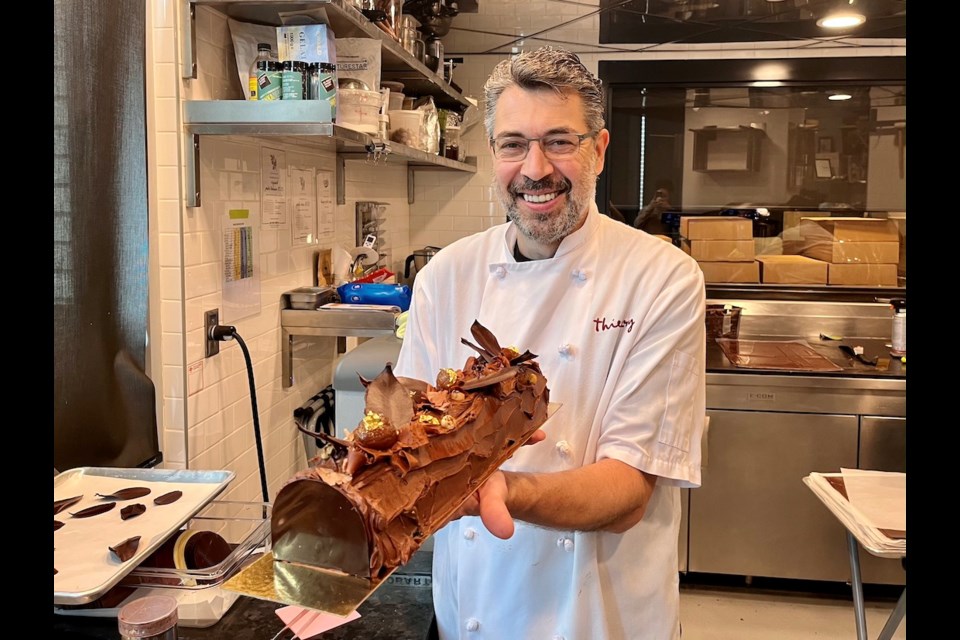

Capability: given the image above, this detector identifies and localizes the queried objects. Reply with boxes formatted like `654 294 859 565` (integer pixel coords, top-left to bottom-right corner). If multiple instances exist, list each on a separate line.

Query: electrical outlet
204 309 220 358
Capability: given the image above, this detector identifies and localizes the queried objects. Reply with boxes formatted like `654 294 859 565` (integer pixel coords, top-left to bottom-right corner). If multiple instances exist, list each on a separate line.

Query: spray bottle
889 298 906 357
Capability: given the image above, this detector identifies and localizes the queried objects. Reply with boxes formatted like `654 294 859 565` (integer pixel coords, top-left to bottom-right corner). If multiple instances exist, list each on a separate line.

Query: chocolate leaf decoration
461 366 519 391
120 503 147 520
461 337 495 362
96 487 151 501
509 350 538 366
54 520 64 531
109 536 142 563
70 502 116 518
364 363 415 428
54 495 83 515
153 490 183 506
470 320 503 359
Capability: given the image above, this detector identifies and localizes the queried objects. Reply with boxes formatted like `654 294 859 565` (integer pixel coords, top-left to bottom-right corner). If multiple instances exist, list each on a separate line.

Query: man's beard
494 167 596 245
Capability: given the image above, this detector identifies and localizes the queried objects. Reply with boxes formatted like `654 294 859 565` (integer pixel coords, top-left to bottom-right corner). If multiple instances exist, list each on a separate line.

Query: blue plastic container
336 283 412 311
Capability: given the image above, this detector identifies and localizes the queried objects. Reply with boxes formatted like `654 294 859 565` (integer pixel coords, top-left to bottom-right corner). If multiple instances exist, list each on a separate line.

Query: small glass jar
118 595 179 640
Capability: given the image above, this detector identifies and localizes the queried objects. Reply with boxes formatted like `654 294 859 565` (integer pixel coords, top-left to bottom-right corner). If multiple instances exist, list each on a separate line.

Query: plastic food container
338 88 381 134
388 109 426 150
705 304 742 341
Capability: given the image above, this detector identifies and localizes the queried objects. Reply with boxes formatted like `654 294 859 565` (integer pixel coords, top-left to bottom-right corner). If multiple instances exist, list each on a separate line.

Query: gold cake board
223 551 389 617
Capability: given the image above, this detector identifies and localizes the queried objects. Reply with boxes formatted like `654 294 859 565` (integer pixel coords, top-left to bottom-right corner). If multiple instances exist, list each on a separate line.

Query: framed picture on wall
815 158 833 179
817 136 834 153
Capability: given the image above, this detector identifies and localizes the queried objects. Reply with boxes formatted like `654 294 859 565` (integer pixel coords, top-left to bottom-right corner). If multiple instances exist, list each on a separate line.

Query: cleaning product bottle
248 43 273 100
889 299 906 356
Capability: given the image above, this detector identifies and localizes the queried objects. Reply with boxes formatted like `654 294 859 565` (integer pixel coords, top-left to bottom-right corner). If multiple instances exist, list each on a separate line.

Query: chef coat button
463 528 476 541
466 618 480 631
558 343 572 357
556 536 565 548
556 440 571 457
495 266 506 279
564 538 574 552
576 269 588 281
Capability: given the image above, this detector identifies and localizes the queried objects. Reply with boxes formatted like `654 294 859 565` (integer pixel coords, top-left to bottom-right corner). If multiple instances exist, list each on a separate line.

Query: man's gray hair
483 47 605 139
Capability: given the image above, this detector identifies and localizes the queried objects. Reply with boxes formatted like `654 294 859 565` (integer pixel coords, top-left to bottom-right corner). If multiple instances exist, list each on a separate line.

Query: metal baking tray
54 467 235 605
54 500 271 628
283 286 338 310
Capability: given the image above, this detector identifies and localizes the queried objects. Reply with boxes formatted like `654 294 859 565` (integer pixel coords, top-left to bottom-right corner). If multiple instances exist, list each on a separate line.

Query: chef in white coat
394 46 706 640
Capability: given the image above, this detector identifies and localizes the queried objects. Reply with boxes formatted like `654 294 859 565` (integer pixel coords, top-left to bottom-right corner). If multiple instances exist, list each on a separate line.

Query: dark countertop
706 335 905 379
53 582 434 640
54 551 436 640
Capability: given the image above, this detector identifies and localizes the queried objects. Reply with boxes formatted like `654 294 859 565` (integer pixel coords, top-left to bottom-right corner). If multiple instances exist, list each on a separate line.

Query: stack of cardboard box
796 217 899 286
680 216 759 283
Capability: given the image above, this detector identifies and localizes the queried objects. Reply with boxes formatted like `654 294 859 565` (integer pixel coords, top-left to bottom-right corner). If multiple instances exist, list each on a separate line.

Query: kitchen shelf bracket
180 1 197 79
407 158 478 204
186 133 201 207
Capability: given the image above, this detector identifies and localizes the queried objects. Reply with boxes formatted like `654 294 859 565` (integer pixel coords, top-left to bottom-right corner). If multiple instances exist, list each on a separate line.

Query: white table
803 473 906 640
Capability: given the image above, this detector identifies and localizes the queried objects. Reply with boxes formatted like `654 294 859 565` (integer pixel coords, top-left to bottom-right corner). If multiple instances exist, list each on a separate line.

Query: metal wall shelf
185 0 471 111
183 100 477 206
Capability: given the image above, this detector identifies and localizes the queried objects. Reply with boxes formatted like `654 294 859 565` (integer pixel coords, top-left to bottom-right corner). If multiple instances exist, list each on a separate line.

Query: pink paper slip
276 605 362 639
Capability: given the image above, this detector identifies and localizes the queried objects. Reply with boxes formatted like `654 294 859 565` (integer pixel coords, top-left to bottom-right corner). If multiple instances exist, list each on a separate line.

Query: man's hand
445 428 546 538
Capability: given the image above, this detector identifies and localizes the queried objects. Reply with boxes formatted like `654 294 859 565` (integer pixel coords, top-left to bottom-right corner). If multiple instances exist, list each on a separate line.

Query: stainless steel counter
687 298 906 586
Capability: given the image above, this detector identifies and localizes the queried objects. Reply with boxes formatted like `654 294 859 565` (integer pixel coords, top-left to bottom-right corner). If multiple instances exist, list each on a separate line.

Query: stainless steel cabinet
688 409 859 582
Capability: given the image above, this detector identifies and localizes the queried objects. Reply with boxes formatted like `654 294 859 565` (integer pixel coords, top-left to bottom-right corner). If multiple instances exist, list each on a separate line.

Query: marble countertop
53 582 435 640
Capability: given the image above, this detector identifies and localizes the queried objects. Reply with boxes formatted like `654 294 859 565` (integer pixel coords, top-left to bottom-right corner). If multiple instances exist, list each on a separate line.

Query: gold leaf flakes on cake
355 411 400 450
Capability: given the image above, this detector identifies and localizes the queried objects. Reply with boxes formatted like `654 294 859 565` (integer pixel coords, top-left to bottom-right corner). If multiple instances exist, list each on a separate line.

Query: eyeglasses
490 131 598 161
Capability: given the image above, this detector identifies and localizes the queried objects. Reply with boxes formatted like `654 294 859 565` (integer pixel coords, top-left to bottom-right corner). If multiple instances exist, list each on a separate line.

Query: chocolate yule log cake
271 320 550 582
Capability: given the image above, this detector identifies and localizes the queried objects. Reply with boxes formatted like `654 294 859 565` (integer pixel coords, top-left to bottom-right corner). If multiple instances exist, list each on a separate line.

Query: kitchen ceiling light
828 93 853 101
816 12 866 28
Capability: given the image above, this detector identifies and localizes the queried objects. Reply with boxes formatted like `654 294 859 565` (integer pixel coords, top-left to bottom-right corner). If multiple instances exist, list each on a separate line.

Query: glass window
603 75 905 292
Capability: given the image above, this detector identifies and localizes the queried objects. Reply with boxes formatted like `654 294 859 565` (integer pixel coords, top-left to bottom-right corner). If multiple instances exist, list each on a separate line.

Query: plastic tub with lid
388 109 426 150
338 88 381 134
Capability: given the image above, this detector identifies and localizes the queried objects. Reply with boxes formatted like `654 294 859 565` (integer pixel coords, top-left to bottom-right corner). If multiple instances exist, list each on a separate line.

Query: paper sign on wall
222 208 261 322
261 147 288 229
290 167 318 246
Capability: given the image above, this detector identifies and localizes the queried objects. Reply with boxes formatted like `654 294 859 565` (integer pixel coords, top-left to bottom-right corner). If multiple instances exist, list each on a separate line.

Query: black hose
232 332 269 506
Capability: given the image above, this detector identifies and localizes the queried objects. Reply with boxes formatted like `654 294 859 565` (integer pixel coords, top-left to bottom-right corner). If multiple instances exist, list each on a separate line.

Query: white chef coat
395 202 706 640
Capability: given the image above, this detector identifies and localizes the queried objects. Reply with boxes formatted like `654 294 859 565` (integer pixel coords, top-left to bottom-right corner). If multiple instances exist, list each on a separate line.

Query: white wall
146 0 905 505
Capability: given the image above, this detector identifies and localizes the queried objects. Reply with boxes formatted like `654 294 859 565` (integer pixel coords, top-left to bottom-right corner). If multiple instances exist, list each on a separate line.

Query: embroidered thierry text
593 317 635 333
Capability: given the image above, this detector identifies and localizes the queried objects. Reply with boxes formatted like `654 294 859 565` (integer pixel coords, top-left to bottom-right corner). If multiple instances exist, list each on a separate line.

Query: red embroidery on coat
593 317 636 333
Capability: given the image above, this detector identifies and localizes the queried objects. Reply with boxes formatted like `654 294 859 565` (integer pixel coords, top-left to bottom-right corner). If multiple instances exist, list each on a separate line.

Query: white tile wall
146 0 904 501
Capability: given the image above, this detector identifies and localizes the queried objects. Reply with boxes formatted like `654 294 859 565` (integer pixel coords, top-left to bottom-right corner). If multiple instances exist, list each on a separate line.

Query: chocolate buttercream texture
271 320 550 581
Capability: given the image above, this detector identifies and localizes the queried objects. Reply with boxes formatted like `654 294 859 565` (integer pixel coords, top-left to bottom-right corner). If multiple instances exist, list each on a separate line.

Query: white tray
54 467 235 605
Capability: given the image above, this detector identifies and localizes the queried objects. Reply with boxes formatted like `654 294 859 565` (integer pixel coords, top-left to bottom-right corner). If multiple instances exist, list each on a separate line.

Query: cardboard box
782 210 818 241
681 216 753 240
799 217 899 242
757 255 828 285
754 236 783 256
827 263 898 287
277 25 336 63
683 239 755 262
801 241 899 264
697 261 760 283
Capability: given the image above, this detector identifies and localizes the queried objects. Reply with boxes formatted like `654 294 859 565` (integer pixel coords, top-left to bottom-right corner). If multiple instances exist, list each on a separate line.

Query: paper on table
276 605 361 639
840 468 906 531
805 473 905 557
